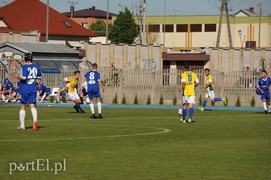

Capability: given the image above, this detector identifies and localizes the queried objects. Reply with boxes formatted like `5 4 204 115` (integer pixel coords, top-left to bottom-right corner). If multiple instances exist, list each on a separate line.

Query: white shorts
205 91 215 99
67 92 80 101
182 96 196 104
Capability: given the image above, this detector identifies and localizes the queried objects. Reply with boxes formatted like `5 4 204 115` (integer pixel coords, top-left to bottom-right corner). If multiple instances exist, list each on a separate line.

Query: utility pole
258 0 262 48
46 0 49 42
142 0 146 44
163 0 166 47
106 0 109 43
138 0 143 44
68 1 78 18
216 0 233 48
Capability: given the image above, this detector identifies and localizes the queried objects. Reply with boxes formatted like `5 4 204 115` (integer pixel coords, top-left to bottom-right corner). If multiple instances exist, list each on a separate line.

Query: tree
109 7 138 44
90 19 107 31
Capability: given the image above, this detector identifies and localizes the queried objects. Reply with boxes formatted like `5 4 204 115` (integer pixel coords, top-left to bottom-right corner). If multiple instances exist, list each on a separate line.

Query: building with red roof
0 0 96 48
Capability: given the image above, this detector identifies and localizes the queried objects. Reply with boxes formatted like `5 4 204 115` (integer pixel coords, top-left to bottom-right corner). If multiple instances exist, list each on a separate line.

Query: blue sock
76 104 83 112
182 109 187 120
189 108 194 119
202 100 207 108
214 98 222 102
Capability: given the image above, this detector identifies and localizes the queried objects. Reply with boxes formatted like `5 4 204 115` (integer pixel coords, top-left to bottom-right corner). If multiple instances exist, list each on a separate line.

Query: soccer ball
178 109 182 115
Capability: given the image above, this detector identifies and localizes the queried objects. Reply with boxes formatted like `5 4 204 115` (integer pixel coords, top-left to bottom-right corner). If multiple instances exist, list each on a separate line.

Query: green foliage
211 100 215 106
172 95 177 106
146 94 151 105
198 94 202 106
49 96 54 103
62 96 67 103
102 64 120 86
235 95 241 107
159 94 164 105
134 93 138 105
121 93 126 104
250 96 255 107
90 19 107 31
109 7 138 44
224 95 228 107
112 93 118 104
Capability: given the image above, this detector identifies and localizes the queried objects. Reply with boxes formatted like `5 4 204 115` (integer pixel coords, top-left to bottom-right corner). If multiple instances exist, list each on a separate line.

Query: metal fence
0 63 263 107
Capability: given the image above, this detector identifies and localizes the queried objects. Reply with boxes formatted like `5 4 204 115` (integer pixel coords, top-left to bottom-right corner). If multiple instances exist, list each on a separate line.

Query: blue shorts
20 93 37 104
260 93 270 102
88 89 100 99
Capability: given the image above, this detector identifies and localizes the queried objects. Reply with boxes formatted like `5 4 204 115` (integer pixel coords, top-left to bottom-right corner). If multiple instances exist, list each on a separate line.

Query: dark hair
183 62 190 70
262 70 268 74
92 63 98 69
74 70 80 75
24 53 32 61
205 68 210 72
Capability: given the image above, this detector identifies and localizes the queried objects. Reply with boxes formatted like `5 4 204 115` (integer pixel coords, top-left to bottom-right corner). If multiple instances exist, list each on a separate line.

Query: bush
159 94 164 105
250 96 255 107
224 95 228 106
112 93 118 104
146 94 151 105
49 96 54 103
134 93 138 105
211 100 215 106
235 95 241 107
121 93 126 104
172 95 177 106
198 94 202 106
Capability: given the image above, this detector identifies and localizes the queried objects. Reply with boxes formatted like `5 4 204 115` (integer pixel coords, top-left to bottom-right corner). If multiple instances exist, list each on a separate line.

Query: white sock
2 94 6 101
90 104 95 114
31 108 38 122
19 110 25 128
97 102 102 114
263 102 267 110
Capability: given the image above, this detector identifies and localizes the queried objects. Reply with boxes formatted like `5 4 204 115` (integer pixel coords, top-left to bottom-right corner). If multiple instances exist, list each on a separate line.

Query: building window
81 22 88 28
191 24 202 32
148 25 160 32
176 24 188 32
162 24 174 32
205 24 216 32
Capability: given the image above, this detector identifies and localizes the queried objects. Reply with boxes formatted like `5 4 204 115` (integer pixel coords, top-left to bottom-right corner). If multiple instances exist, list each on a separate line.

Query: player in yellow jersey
62 70 86 113
179 63 199 123
198 68 227 111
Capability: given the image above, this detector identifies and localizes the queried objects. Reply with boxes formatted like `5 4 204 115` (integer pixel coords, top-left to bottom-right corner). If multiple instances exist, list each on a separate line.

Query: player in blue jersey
2 78 14 102
36 80 49 103
256 70 271 114
14 53 42 131
81 63 105 119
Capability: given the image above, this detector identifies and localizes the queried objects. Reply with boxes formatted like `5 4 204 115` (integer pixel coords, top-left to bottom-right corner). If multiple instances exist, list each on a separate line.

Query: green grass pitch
0 106 270 179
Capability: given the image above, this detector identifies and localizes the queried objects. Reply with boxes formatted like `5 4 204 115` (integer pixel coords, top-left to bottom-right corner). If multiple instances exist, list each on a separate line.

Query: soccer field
0 105 270 179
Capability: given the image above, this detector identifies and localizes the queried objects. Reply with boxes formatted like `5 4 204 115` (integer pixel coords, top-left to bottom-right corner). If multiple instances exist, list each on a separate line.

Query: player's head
24 53 32 62
183 62 190 70
92 63 98 70
205 68 210 75
261 69 268 78
74 70 80 79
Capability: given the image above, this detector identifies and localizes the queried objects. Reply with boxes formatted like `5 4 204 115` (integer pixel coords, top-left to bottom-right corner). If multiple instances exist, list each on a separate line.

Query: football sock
76 104 83 112
31 108 37 122
202 100 207 108
189 108 194 119
182 109 187 120
90 103 95 114
97 102 102 114
19 110 26 128
2 94 6 101
214 98 222 102
263 102 267 110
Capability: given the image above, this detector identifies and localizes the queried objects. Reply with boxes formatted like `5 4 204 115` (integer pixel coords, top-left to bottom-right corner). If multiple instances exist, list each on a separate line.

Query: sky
1 0 271 16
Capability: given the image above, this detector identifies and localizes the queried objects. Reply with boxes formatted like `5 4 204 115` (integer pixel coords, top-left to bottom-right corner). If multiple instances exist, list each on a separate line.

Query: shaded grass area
0 106 270 179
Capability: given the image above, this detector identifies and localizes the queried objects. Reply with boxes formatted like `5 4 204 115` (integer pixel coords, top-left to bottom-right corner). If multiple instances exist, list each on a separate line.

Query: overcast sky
1 0 271 16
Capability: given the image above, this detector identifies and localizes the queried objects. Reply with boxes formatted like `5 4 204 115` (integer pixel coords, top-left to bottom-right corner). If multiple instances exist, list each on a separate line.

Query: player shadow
254 111 271 114
25 126 45 130
202 109 213 111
